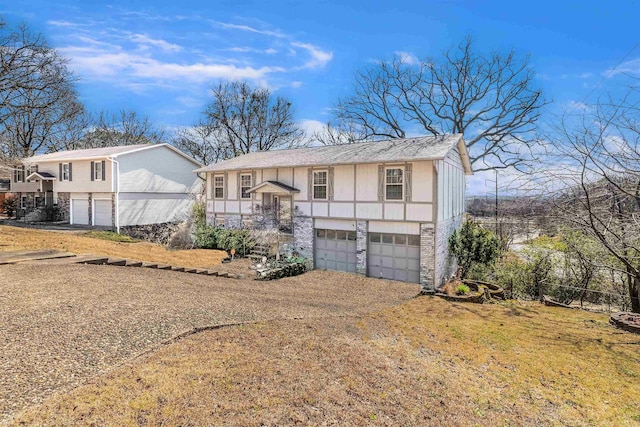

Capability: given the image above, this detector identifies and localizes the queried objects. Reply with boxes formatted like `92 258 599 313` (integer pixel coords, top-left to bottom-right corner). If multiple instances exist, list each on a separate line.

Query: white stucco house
194 134 472 290
10 144 202 230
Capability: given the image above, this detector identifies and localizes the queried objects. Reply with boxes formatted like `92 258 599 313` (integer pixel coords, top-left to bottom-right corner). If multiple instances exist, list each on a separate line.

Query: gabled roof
25 143 202 166
26 172 56 181
248 180 300 194
194 134 472 174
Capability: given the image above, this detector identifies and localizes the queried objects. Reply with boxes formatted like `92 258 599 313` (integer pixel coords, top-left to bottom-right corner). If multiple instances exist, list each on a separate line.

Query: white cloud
130 34 182 53
395 51 418 65
606 57 640 76
211 21 285 39
291 42 333 69
290 81 303 88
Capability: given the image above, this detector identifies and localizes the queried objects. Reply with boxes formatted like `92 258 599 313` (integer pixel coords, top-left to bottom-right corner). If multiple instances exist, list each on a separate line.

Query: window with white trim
62 163 70 181
94 161 103 181
385 167 404 201
13 168 24 183
20 196 27 209
213 175 224 199
240 174 252 199
313 170 327 200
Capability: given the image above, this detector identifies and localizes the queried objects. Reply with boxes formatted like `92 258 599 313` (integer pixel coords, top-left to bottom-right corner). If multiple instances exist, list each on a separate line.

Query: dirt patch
0 263 418 424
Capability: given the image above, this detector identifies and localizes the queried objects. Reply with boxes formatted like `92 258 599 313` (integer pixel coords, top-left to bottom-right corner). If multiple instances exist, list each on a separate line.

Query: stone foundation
224 214 241 229
356 220 367 275
120 221 183 245
420 223 436 291
434 214 463 287
56 192 70 221
292 215 313 264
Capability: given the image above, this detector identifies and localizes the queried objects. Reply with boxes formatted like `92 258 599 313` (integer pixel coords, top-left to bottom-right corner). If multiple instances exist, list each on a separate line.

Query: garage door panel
367 232 420 284
71 199 89 225
314 228 357 274
94 200 112 227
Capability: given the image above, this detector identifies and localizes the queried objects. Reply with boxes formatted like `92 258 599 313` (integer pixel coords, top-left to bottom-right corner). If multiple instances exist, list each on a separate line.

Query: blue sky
3 0 640 193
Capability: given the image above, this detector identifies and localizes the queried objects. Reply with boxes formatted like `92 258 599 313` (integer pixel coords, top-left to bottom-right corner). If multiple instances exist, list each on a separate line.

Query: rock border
609 312 640 334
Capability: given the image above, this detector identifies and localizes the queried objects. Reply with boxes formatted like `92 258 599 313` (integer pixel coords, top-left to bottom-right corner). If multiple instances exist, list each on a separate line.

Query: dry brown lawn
0 225 226 268
10 298 640 426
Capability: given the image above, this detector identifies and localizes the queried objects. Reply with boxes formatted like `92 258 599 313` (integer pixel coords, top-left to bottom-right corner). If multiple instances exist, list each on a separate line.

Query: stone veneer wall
119 221 182 245
87 193 93 225
205 211 215 226
356 220 368 275
57 192 70 221
224 214 242 229
419 223 436 292
292 215 313 264
434 214 463 288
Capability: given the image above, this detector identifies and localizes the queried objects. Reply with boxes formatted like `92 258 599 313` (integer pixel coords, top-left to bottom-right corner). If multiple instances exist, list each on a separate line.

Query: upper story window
213 175 224 199
93 161 103 181
13 168 24 183
313 170 327 200
62 163 70 181
240 174 252 199
385 167 404 201
29 165 38 175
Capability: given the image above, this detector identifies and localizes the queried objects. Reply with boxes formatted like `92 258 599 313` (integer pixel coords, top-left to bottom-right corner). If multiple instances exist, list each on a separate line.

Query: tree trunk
630 273 640 313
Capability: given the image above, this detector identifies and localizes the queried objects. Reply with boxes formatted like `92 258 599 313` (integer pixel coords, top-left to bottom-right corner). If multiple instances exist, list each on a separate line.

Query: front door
273 195 292 234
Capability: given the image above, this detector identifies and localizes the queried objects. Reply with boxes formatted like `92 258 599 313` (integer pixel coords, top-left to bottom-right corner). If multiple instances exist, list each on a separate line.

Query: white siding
240 201 253 214
355 164 378 201
294 167 308 200
411 161 433 202
438 147 466 221
117 145 200 193
227 172 238 200
226 200 240 213
329 203 354 218
312 202 328 217
406 204 433 222
118 193 193 226
40 160 112 193
278 168 294 186
384 203 404 220
333 165 354 201
369 221 420 235
356 203 383 219
295 201 312 216
262 168 277 182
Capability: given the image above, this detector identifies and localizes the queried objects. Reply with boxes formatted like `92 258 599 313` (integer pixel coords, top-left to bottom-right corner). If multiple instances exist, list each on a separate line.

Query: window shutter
90 162 95 181
101 160 106 181
223 172 227 199
59 163 62 181
210 175 214 199
69 163 73 181
251 171 257 200
377 165 384 201
328 167 334 201
307 168 312 201
21 165 25 182
405 163 412 202
237 171 241 199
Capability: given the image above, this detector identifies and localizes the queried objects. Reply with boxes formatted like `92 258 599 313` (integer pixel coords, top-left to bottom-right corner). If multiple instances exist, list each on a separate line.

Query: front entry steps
1 250 243 279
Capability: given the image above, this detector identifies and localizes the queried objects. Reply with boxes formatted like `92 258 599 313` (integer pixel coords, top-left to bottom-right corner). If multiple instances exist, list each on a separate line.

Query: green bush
193 224 255 256
449 219 501 279
192 201 206 227
455 284 470 295
1 196 17 217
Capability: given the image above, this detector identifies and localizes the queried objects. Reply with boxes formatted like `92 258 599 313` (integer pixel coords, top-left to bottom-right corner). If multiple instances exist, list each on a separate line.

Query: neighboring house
194 134 472 290
10 144 202 229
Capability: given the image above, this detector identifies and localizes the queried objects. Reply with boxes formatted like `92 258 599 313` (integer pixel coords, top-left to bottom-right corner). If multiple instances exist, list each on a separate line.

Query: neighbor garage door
368 232 421 283
93 199 112 227
71 199 89 225
314 228 357 273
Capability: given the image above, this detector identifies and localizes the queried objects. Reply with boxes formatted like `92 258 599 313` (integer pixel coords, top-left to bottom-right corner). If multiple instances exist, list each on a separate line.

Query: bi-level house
11 144 202 229
194 134 472 290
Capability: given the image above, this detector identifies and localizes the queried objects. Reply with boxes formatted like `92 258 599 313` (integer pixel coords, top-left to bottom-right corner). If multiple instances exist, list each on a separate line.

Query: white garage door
368 232 421 283
314 229 357 273
93 199 112 227
71 199 89 225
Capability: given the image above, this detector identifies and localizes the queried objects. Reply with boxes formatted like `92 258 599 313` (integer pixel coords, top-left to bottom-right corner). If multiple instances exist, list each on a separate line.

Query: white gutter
107 157 120 233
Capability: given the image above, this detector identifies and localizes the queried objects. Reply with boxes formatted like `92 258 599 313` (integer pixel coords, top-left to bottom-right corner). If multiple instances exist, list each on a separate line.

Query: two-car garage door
313 226 421 284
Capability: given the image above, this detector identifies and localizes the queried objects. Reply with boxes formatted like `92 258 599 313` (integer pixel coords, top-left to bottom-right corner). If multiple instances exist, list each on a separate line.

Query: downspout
108 157 120 233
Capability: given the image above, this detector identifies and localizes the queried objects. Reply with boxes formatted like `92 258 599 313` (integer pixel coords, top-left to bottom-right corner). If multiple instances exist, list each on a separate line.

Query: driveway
0 263 419 423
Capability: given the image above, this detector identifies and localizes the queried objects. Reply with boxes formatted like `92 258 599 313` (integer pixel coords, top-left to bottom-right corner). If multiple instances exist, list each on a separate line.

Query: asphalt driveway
0 263 419 423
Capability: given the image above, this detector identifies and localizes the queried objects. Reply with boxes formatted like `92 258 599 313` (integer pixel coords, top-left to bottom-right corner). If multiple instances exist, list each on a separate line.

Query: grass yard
11 298 640 426
0 225 226 268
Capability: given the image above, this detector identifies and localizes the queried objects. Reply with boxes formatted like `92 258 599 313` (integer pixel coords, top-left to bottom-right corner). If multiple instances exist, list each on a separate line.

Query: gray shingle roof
195 134 467 172
26 144 153 163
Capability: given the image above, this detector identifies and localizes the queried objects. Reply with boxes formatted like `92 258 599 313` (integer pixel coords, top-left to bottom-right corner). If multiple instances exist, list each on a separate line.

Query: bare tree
0 19 85 160
553 91 640 312
330 36 547 172
80 109 166 148
203 80 305 158
172 119 231 166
